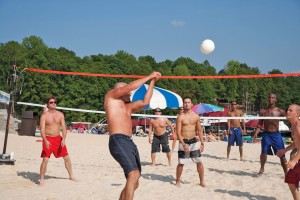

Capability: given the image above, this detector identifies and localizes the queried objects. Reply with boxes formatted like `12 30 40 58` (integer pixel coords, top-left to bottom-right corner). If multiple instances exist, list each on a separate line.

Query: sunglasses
48 101 57 104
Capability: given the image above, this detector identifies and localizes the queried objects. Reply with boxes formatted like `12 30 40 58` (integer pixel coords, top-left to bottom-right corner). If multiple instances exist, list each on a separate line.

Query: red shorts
41 135 68 158
285 162 300 187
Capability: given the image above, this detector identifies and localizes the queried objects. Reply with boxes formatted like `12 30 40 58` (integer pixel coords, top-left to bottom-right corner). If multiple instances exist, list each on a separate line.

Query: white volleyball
200 39 215 54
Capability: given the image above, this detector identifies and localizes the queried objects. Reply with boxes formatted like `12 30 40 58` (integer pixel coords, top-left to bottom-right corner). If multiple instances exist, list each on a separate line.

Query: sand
0 131 293 200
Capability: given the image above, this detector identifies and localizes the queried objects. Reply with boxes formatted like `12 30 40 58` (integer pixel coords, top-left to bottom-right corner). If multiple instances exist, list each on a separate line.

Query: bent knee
127 170 140 179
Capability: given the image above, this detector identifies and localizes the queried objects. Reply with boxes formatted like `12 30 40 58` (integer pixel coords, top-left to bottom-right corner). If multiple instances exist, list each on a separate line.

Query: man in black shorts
104 72 161 200
148 108 175 166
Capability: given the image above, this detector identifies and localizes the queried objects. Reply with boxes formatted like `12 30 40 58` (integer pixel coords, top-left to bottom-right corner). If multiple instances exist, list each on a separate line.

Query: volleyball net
17 101 289 120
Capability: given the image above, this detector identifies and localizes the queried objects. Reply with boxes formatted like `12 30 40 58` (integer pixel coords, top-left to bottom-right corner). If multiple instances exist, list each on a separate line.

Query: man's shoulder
189 111 199 118
54 110 64 116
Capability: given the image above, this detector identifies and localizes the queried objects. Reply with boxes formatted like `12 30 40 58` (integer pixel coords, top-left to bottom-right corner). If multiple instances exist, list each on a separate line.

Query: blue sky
1 0 300 74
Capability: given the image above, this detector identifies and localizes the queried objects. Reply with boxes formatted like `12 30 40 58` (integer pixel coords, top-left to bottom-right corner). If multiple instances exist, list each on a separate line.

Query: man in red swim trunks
39 96 76 186
277 104 300 200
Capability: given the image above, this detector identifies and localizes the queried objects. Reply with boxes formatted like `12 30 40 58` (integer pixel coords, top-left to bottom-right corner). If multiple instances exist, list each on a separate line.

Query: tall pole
2 65 16 155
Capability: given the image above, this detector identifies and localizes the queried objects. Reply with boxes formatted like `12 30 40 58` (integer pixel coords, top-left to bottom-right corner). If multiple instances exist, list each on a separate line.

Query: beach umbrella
138 118 150 126
245 120 261 128
131 119 139 127
130 84 183 110
192 103 224 115
205 108 229 117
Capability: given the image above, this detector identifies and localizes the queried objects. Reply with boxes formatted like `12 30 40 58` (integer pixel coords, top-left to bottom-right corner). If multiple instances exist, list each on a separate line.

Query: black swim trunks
151 132 171 153
109 134 141 178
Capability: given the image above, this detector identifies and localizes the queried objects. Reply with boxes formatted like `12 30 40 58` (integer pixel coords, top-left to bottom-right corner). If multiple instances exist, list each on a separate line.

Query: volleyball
200 39 215 54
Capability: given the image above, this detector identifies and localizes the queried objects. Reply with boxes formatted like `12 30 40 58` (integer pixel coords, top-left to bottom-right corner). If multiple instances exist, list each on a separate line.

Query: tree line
0 35 299 123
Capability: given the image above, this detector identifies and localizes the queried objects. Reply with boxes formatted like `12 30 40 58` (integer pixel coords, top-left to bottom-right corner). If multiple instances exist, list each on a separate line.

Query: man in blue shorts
253 93 287 176
227 101 246 161
104 72 161 200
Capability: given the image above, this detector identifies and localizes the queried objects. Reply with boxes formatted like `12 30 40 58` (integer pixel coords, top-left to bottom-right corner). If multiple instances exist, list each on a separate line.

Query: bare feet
240 158 244 161
151 163 155 167
38 180 45 187
70 176 78 182
175 182 181 188
257 169 264 176
226 158 229 161
199 182 206 187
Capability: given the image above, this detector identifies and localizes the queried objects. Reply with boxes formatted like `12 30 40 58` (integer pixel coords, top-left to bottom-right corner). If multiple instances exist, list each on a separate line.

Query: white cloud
171 20 185 27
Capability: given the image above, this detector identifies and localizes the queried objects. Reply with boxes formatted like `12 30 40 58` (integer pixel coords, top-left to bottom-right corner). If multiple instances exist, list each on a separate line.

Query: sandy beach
0 131 293 200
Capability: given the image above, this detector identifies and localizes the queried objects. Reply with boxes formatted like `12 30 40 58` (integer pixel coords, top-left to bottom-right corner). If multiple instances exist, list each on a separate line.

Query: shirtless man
276 104 300 200
148 108 175 166
175 97 205 187
227 101 246 161
39 97 76 186
104 72 161 200
253 93 287 175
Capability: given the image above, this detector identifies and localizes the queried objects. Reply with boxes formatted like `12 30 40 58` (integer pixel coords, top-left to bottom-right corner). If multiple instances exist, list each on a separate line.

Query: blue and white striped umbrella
130 84 183 110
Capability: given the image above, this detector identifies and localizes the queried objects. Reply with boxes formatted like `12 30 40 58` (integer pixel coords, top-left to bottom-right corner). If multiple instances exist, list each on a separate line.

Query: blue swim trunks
261 131 285 157
228 127 243 146
109 134 141 178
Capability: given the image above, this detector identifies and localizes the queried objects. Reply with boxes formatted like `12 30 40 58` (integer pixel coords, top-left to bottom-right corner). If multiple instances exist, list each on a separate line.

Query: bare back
104 95 133 136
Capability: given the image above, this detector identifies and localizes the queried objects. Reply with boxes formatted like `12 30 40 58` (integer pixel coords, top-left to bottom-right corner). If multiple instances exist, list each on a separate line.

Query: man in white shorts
175 97 205 187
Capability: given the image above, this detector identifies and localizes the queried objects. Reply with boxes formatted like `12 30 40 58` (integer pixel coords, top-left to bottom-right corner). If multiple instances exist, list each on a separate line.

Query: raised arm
131 77 159 112
109 72 161 100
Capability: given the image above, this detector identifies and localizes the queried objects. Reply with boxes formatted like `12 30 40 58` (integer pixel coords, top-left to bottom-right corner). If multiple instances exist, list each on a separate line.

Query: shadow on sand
17 171 68 185
141 173 176 184
215 189 276 200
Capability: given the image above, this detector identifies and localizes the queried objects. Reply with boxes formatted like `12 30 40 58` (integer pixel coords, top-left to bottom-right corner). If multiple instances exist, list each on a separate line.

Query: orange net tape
24 67 300 79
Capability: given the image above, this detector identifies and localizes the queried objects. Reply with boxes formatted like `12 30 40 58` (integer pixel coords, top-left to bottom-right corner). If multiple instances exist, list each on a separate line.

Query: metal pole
3 93 13 154
2 66 16 155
